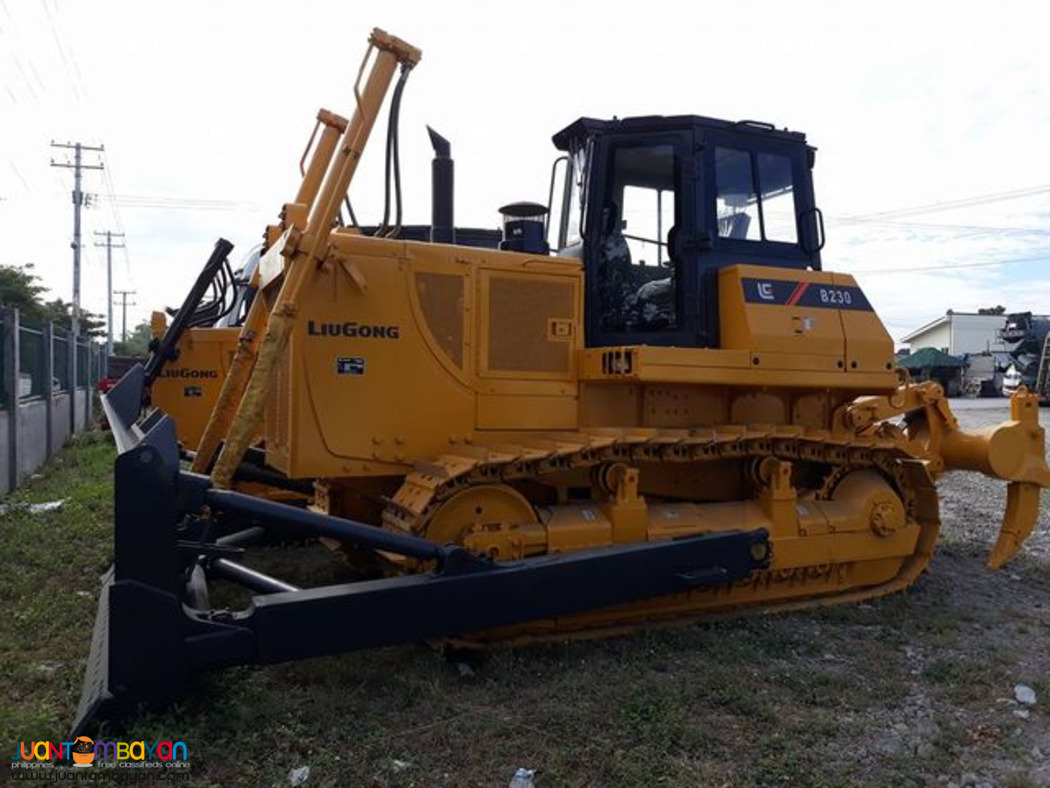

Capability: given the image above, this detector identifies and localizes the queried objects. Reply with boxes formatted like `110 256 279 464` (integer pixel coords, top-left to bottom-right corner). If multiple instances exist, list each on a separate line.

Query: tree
0 264 47 316
39 297 107 339
113 321 152 357
978 305 1006 315
0 264 106 338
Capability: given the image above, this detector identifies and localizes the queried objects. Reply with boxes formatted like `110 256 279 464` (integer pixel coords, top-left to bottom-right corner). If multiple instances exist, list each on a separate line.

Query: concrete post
85 340 93 425
3 307 20 492
69 327 76 433
43 322 54 458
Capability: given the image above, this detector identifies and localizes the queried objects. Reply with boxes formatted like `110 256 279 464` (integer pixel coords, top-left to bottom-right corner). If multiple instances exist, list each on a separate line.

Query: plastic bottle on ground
508 767 535 787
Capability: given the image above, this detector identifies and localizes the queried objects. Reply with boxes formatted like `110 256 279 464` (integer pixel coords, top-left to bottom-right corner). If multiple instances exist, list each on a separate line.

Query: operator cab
550 116 824 349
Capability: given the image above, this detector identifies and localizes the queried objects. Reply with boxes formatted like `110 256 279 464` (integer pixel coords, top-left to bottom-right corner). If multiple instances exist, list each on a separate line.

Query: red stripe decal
786 282 809 306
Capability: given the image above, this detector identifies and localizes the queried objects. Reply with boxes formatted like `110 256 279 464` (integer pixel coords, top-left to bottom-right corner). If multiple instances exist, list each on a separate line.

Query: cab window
757 153 797 243
715 147 798 244
595 144 679 332
564 143 590 247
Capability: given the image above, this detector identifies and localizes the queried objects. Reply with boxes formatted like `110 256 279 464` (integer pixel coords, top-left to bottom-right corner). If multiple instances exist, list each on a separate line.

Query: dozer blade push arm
847 384 1050 568
209 28 421 489
141 238 235 390
192 106 349 472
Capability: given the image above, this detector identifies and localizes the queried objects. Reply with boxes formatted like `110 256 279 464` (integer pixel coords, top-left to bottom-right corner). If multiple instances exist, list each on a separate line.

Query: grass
1 432 1047 786
0 431 115 743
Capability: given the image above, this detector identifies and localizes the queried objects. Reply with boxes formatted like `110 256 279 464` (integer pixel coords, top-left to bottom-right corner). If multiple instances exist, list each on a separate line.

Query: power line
11 53 39 103
100 193 260 211
843 184 1050 222
40 0 81 103
829 216 1050 237
850 252 1050 275
8 159 29 192
99 152 133 282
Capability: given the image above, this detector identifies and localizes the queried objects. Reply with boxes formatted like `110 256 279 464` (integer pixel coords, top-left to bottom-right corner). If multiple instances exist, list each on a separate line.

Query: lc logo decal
741 277 873 311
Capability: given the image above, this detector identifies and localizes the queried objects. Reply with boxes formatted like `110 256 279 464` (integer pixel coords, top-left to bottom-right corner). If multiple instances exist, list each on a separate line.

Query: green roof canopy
897 347 967 369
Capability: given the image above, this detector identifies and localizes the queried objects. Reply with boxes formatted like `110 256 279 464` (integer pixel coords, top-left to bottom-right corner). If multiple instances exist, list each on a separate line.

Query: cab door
583 130 700 349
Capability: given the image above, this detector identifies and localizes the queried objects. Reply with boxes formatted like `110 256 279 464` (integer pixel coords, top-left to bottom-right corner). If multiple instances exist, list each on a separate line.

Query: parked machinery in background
1000 312 1050 399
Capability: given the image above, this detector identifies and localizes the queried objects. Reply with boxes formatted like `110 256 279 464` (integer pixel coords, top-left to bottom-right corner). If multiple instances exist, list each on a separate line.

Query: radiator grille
415 272 464 369
487 277 573 375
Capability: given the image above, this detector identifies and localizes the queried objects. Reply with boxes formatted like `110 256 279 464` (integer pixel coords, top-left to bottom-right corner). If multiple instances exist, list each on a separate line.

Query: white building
900 311 1006 355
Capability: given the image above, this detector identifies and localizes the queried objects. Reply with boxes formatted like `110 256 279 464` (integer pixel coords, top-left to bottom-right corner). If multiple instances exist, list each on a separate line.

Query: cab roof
552 115 810 152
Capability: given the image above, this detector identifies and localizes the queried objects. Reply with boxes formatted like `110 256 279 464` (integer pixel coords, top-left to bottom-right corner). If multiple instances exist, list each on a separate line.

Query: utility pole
114 289 136 343
50 141 104 337
94 230 125 361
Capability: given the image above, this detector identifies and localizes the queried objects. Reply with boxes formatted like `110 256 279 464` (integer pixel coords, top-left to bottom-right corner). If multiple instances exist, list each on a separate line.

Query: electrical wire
40 0 81 103
8 160 30 192
849 252 1050 275
99 159 134 283
103 194 259 211
842 184 1050 222
829 216 1050 237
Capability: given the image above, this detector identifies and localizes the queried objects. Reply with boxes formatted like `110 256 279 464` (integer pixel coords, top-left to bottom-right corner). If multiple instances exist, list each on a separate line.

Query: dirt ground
3 403 1050 787
882 399 1050 788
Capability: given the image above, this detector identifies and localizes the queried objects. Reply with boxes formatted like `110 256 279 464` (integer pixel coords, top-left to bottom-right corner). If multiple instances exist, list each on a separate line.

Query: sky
1 0 1049 345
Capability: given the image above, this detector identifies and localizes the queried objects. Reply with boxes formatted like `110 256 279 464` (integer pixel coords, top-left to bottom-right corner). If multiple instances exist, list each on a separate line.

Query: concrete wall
904 313 1007 355
950 314 1007 354
2 388 93 494
1 306 102 497
74 387 87 431
907 323 952 353
17 399 48 480
52 392 72 455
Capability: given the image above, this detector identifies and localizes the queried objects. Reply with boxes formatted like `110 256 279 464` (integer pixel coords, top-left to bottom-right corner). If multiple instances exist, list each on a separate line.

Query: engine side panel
265 234 582 478
150 327 239 450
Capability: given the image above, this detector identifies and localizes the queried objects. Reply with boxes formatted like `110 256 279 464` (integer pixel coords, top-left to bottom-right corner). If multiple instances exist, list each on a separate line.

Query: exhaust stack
427 126 454 244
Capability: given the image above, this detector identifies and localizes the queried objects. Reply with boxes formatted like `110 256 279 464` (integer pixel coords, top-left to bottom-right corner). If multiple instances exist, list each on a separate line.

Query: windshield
715 147 798 244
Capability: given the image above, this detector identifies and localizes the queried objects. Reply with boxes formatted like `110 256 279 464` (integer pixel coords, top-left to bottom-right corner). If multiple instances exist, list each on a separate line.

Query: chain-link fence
53 328 70 392
18 320 46 400
92 344 103 387
0 314 7 409
0 319 103 401
1 306 103 495
76 336 90 388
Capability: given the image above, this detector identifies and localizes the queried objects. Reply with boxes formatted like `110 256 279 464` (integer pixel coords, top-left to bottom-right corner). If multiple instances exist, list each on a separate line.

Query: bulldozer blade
988 481 1042 570
73 390 770 737
101 363 146 452
72 568 114 740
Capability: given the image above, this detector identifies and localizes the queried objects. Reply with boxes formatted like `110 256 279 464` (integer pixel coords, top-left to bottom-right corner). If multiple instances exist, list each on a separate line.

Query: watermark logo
71 736 93 767
11 736 191 782
11 737 187 763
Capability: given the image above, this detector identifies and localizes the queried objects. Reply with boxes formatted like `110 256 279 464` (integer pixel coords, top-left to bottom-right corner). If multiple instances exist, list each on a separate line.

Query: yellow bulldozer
75 28 1050 735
